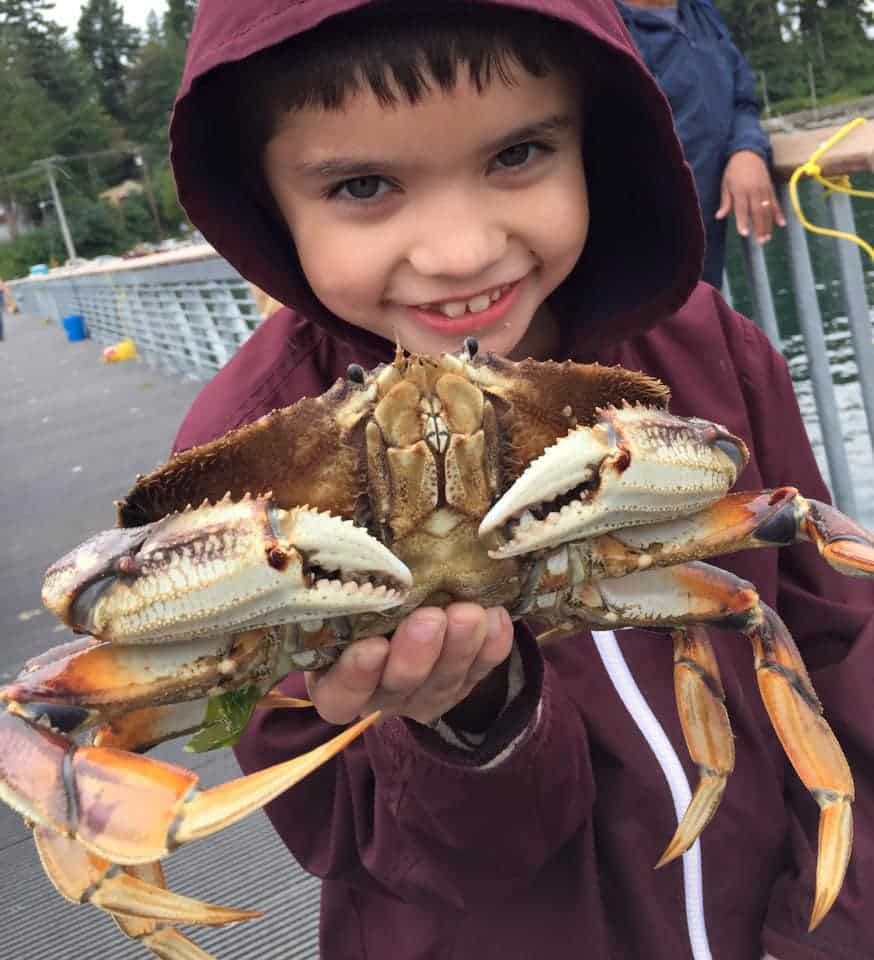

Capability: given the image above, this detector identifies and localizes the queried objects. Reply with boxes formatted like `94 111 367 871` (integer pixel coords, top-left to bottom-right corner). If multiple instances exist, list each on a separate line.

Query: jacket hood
171 0 704 360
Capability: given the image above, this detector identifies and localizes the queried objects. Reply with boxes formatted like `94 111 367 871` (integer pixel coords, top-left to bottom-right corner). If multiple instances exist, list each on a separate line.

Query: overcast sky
51 0 168 34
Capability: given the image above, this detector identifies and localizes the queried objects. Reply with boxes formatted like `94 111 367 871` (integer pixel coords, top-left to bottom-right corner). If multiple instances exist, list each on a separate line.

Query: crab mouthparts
44 499 411 643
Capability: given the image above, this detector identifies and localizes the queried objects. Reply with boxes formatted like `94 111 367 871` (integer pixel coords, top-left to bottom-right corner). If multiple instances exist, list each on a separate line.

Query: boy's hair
205 1 600 170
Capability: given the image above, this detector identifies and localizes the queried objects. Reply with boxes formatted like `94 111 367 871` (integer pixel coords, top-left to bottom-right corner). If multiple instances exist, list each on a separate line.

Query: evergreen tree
126 35 184 148
145 9 160 43
76 0 140 122
163 0 195 41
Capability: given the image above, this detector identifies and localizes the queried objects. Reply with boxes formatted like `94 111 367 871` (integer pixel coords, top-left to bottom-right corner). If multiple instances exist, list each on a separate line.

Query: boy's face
264 64 587 358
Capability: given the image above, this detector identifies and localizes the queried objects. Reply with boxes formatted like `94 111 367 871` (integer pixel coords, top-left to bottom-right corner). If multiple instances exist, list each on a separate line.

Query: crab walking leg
101 859 221 959
0 708 380 865
748 605 854 931
601 487 874 579
33 826 257 927
796 497 874 576
113 908 218 960
493 487 874 584
566 562 853 928
256 689 314 709
656 627 735 868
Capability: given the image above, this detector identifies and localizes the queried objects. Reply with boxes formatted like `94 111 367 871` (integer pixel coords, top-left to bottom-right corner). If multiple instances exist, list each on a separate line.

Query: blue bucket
62 314 88 342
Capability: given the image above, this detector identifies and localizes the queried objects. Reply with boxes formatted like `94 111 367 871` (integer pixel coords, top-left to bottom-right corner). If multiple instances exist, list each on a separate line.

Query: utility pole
32 157 77 262
807 61 818 118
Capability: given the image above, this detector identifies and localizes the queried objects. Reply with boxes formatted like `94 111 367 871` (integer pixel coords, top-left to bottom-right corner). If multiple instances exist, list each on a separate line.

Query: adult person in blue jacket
619 0 785 287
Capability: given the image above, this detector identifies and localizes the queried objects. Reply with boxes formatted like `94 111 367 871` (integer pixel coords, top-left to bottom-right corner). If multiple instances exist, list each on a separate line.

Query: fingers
376 604 487 723
715 180 732 221
733 185 752 239
466 607 515 687
306 605 515 726
750 189 773 244
718 151 786 244
305 637 389 724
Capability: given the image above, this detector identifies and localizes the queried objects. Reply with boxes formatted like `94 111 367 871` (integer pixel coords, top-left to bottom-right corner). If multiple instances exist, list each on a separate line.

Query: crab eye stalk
464 336 479 359
347 363 366 385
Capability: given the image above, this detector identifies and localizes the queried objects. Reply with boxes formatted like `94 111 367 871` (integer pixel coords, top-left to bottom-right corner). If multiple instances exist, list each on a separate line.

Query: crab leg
43 498 411 644
598 488 874 579
656 627 735 868
561 562 852 929
4 631 272 717
33 826 258 926
0 707 379 865
748 605 854 931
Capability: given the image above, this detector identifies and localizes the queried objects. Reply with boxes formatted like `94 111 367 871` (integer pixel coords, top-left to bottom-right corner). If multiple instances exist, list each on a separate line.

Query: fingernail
355 644 387 671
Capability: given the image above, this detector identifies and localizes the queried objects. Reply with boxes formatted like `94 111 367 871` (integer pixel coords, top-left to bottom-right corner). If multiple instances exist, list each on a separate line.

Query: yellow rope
787 117 874 260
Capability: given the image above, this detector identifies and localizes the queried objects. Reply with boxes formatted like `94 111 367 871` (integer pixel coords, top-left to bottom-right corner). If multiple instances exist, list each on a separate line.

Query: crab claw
43 497 411 643
481 405 748 558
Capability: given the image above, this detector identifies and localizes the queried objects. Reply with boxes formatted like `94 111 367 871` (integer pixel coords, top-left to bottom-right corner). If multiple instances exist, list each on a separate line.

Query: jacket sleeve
234 627 596 908
726 314 874 959
712 7 771 163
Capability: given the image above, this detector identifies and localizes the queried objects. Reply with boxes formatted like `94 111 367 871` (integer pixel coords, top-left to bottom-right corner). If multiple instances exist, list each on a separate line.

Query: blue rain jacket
618 0 771 285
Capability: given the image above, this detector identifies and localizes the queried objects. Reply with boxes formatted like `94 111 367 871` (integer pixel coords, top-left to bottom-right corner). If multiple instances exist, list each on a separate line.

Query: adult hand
306 603 514 726
716 150 785 244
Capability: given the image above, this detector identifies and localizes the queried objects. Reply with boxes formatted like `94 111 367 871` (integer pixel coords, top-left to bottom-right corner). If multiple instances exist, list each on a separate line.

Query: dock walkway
0 311 320 959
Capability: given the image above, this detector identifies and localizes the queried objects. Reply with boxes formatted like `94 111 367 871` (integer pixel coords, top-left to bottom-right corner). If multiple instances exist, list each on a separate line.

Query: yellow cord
787 117 874 260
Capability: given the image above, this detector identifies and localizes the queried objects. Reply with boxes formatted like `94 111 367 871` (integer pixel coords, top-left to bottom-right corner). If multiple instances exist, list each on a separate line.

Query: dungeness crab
2 342 873 958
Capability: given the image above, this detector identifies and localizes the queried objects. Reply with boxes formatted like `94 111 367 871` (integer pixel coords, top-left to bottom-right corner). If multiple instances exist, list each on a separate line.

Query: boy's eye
493 142 541 170
333 176 390 201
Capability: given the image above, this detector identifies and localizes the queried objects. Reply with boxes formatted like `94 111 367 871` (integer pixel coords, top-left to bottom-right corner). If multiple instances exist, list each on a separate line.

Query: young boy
170 2 874 957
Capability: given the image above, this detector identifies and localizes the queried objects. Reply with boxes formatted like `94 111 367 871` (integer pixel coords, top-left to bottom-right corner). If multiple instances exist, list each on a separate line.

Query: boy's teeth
467 294 492 313
420 284 510 318
440 301 468 318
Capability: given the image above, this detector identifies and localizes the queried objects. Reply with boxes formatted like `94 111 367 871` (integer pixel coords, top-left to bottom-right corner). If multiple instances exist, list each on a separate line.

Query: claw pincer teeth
483 406 749 558
42 497 411 643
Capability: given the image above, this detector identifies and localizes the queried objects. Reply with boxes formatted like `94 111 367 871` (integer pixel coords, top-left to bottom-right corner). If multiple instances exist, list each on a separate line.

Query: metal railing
11 247 262 380
721 180 874 522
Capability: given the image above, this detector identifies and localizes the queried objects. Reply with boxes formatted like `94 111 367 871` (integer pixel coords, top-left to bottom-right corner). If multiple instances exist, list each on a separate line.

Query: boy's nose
407 214 507 279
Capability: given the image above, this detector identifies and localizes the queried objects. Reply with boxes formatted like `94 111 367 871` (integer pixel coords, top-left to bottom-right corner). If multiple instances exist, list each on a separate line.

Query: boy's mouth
405 278 526 337
415 282 516 319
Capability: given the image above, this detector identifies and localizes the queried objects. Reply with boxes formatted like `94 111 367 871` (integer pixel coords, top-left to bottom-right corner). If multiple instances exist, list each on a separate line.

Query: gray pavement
0 311 320 958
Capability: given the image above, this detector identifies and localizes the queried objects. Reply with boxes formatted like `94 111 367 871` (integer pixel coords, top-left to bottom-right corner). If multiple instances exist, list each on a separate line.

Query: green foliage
152 161 186 230
719 0 874 113
0 225 56 278
0 192 171 277
76 0 141 123
125 35 185 148
163 0 196 42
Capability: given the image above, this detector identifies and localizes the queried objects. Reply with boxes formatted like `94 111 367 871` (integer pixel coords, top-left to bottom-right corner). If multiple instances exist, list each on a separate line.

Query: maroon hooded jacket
169 2 874 958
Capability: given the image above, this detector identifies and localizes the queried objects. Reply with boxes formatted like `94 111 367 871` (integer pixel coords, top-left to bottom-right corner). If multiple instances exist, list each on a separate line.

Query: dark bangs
206 1 595 163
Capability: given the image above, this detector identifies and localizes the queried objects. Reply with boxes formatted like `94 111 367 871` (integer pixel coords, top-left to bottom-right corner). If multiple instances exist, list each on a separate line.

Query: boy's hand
716 149 785 244
306 604 514 726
